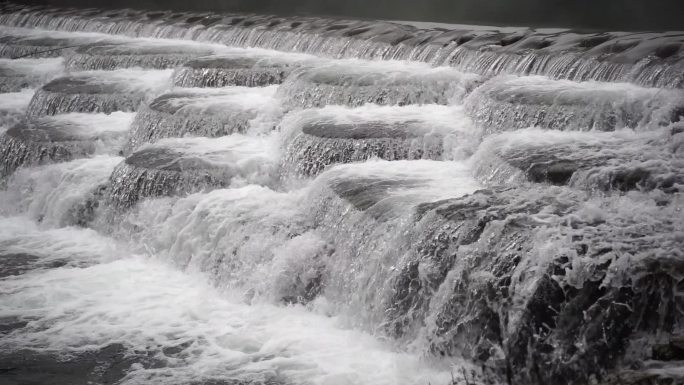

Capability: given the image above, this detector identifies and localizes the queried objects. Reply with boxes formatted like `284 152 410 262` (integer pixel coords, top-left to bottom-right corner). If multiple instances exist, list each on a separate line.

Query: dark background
7 0 684 31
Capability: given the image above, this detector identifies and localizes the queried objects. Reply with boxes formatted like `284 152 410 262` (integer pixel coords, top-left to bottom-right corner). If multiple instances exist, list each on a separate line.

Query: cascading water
25 68 172 117
276 59 480 109
125 85 282 151
172 50 318 88
0 3 682 385
0 57 63 92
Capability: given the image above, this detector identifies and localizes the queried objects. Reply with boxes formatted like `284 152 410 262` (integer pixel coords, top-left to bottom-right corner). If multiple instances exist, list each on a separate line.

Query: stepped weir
0 2 682 385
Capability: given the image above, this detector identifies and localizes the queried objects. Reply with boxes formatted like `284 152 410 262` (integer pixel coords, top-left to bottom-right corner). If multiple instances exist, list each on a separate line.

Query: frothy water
0 250 455 385
0 4 683 385
107 135 279 209
126 85 282 152
0 57 63 92
0 88 34 130
0 156 122 227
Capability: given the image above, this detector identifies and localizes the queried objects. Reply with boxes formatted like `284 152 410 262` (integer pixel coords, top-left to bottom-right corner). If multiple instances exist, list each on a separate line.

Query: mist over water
0 2 682 385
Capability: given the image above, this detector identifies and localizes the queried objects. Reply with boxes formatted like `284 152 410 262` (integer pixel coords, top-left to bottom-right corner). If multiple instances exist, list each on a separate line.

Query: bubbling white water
0 88 34 131
0 57 63 91
0 156 122 227
0 228 457 385
0 7 682 385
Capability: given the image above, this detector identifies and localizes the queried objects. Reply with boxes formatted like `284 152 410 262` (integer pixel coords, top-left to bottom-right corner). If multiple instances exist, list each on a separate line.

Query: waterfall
106 135 278 209
0 3 682 88
0 112 133 178
125 85 281 152
464 75 684 133
172 50 317 87
64 39 218 71
0 3 682 385
280 104 477 177
25 69 172 117
0 57 63 92
276 59 480 109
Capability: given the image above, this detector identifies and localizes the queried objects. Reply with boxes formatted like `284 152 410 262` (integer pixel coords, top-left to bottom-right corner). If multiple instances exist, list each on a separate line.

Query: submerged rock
0 112 132 178
281 105 475 176
0 32 114 59
126 86 281 152
278 59 480 109
65 40 216 70
26 69 171 117
107 136 277 209
465 75 684 133
0 344 164 385
173 51 315 88
472 128 683 193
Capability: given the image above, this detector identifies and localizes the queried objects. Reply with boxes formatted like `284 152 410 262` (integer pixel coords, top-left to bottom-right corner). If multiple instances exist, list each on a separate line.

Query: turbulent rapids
0 3 682 385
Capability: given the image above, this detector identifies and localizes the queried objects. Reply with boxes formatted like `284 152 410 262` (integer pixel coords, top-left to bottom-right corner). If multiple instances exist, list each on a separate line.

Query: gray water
0 3 682 385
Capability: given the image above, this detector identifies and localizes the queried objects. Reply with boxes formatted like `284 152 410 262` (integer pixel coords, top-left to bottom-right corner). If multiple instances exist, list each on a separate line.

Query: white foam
136 135 280 187
0 253 454 385
0 156 122 227
0 88 34 131
68 68 173 95
0 57 64 79
0 216 122 265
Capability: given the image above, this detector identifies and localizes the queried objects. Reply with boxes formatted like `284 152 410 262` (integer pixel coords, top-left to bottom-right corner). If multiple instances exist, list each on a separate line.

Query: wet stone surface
0 253 66 278
0 344 164 385
0 345 288 385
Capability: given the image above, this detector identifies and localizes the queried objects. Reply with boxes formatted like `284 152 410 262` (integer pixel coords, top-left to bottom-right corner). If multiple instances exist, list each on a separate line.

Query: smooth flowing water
0 3 682 385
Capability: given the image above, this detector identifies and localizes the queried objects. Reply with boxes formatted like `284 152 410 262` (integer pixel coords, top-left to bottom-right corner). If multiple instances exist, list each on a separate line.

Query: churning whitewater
0 2 682 385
